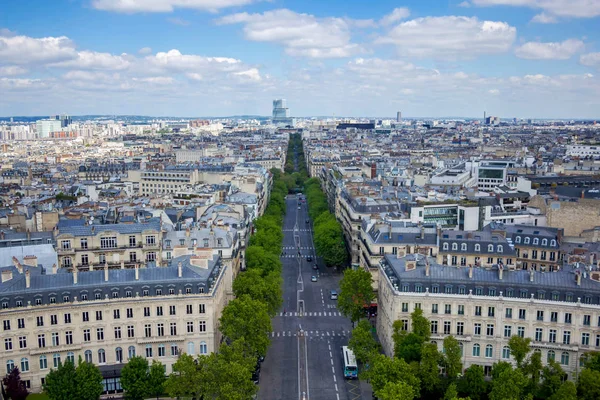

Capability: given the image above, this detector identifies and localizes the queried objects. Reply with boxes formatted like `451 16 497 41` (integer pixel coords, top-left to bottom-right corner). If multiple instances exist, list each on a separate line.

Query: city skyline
1 0 600 118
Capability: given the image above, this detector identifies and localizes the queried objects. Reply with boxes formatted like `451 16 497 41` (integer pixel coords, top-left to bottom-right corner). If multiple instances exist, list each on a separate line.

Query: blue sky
1 0 599 118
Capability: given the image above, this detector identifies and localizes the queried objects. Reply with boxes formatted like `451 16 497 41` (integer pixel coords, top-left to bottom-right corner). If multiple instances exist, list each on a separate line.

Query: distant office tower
272 99 294 126
36 119 63 138
396 111 401 122
55 114 72 127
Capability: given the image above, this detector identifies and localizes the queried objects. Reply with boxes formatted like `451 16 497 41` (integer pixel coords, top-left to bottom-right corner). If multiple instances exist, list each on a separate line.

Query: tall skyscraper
396 111 402 122
272 99 293 126
55 114 72 128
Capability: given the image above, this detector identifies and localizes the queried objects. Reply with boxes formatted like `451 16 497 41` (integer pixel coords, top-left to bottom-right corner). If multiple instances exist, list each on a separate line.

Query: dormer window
165 240 171 248
461 243 467 251
515 236 521 243
488 244 494 252
474 244 481 252
443 243 449 251
497 245 503 253
524 237 530 244
541 239 547 246
452 243 458 251
203 239 209 248
533 238 539 245
550 239 556 247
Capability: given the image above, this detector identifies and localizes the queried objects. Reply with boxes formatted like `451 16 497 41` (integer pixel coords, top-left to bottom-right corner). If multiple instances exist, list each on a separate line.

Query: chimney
104 263 109 282
1 270 13 283
498 264 503 280
52 263 58 275
425 258 430 277
135 264 139 280
576 270 582 286
23 255 38 268
89 263 94 272
468 264 473 279
529 268 534 282
178 261 183 278
12 257 23 274
120 260 125 270
185 228 190 237
25 269 31 289
420 225 425 240
581 190 585 199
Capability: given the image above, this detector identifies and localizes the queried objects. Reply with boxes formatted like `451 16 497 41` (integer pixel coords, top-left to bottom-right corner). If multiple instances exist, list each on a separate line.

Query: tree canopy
338 268 375 323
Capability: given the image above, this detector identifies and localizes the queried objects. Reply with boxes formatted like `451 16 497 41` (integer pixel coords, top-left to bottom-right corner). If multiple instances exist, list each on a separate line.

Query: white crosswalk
270 330 350 338
282 229 312 232
282 246 314 250
281 254 315 258
277 311 343 317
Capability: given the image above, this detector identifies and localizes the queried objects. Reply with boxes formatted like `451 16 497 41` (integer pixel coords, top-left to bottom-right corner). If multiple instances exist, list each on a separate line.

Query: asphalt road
257 196 360 400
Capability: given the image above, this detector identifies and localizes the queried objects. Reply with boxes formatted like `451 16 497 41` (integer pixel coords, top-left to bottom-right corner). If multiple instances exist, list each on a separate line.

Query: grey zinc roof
58 218 161 237
0 255 222 308
382 254 600 304
439 230 517 256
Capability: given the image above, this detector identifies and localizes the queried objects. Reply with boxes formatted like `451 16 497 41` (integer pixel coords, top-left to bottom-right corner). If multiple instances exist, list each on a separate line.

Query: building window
146 252 156 262
37 316 44 327
17 318 24 329
19 336 26 349
81 254 89 265
444 304 451 314
61 240 71 250
6 360 14 374
565 313 572 324
171 344 178 356
474 323 481 336
144 325 151 338
66 352 74 364
443 243 449 251
98 349 106 364
129 252 137 262
170 306 176 315
502 346 511 359
551 312 558 322
561 352 570 366
486 324 494 336
485 345 493 358
187 322 194 333
475 306 482 316
97 328 104 341
157 323 164 337
145 345 153 358
549 329 557 343
517 327 525 338
96 311 103 321
187 342 195 355
519 309 526 320
156 306 163 316
100 236 117 249
488 307 495 317
146 236 156 245
158 344 165 357
582 333 590 346
199 304 206 314
21 358 29 372
199 321 206 332
504 325 512 338
524 237 530 244
170 323 177 336
129 236 136 247
39 356 47 370
38 334 46 348
200 342 208 354
114 327 122 339
563 331 571 345
53 354 61 368
80 238 88 249
547 350 555 362
51 332 59 347
472 344 480 357
116 347 123 363
128 346 136 359
4 338 12 351
64 314 71 324
431 321 438 334
535 328 543 342
457 322 464 336
458 305 464 315
83 329 90 342
537 310 544 321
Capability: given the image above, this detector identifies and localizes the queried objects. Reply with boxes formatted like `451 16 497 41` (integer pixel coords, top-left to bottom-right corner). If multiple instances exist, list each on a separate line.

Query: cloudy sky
1 0 599 118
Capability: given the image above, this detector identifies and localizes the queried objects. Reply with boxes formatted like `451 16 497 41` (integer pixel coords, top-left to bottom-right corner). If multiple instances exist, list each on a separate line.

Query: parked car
330 290 338 300
311 276 317 282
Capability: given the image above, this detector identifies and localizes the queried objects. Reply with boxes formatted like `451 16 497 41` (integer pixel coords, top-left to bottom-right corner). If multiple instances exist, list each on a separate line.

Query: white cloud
471 0 600 18
530 12 557 23
0 33 77 64
63 70 120 81
51 51 131 70
458 1 471 7
375 16 516 58
488 88 500 94
233 68 261 81
216 9 362 58
133 76 175 85
92 0 258 13
0 66 28 76
515 39 584 60
380 8 410 26
580 52 600 67
167 17 190 26
0 77 47 90
186 72 204 81
138 47 153 55
147 49 241 74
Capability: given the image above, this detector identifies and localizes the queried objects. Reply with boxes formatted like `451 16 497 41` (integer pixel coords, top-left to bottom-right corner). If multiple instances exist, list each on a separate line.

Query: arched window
116 347 123 363
472 344 480 357
39 356 48 370
187 342 195 355
550 240 556 247
580 355 587 367
452 243 458 251
6 360 14 374
459 342 464 356
561 352 570 366
497 245 503 253
488 244 494 252
84 350 92 363
547 350 555 362
533 238 539 245
66 352 74 364
128 346 136 359
98 349 106 364
474 244 481 252
20 358 29 372
485 345 493 358
200 341 208 355
541 239 547 246
502 346 511 359
443 243 449 251
461 243 467 251
534 349 541 355
515 236 521 243
524 237 530 244
53 353 61 368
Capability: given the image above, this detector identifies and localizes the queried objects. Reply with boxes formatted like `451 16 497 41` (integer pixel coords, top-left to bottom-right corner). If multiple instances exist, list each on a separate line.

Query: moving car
307 256 313 262
305 219 309 223
311 276 317 282
312 264 318 270
298 206 301 210
330 290 338 300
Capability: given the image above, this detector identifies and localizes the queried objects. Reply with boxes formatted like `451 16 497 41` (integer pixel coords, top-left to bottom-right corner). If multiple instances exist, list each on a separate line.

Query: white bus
341 346 358 379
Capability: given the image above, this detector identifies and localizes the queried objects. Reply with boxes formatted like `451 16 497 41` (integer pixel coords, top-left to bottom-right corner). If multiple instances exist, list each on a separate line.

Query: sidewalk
360 379 374 399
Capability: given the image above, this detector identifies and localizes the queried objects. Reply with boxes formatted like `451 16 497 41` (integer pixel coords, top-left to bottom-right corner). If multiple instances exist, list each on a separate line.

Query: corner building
377 254 600 379
0 253 229 394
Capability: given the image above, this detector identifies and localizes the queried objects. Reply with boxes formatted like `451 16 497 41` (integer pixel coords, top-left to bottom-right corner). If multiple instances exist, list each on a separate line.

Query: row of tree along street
21 142 302 400
339 269 600 400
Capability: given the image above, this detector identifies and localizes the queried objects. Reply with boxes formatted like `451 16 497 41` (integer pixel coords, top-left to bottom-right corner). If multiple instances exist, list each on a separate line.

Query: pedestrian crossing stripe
277 311 343 317
270 330 350 338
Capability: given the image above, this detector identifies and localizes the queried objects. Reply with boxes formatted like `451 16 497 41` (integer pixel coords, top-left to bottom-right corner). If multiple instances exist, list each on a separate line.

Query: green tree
233 268 282 316
392 309 430 363
120 356 150 400
508 336 532 369
550 381 577 400
582 352 600 372
200 352 257 400
219 294 272 358
43 360 77 400
348 320 380 367
338 268 375 324
411 308 430 342
147 360 166 400
419 343 441 395
249 217 283 253
245 245 282 275
538 360 565 399
444 383 459 400
364 354 421 396
578 368 600 400
75 358 103 400
489 362 527 400
522 350 543 392
375 381 416 400
165 353 203 399
457 365 487 400
443 336 463 380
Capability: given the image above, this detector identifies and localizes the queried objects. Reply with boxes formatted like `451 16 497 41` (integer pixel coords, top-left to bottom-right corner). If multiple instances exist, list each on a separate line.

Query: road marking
329 344 331 350
333 375 336 383
332 367 335 374
330 359 334 366
271 332 274 337
329 351 332 358
277 332 280 337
